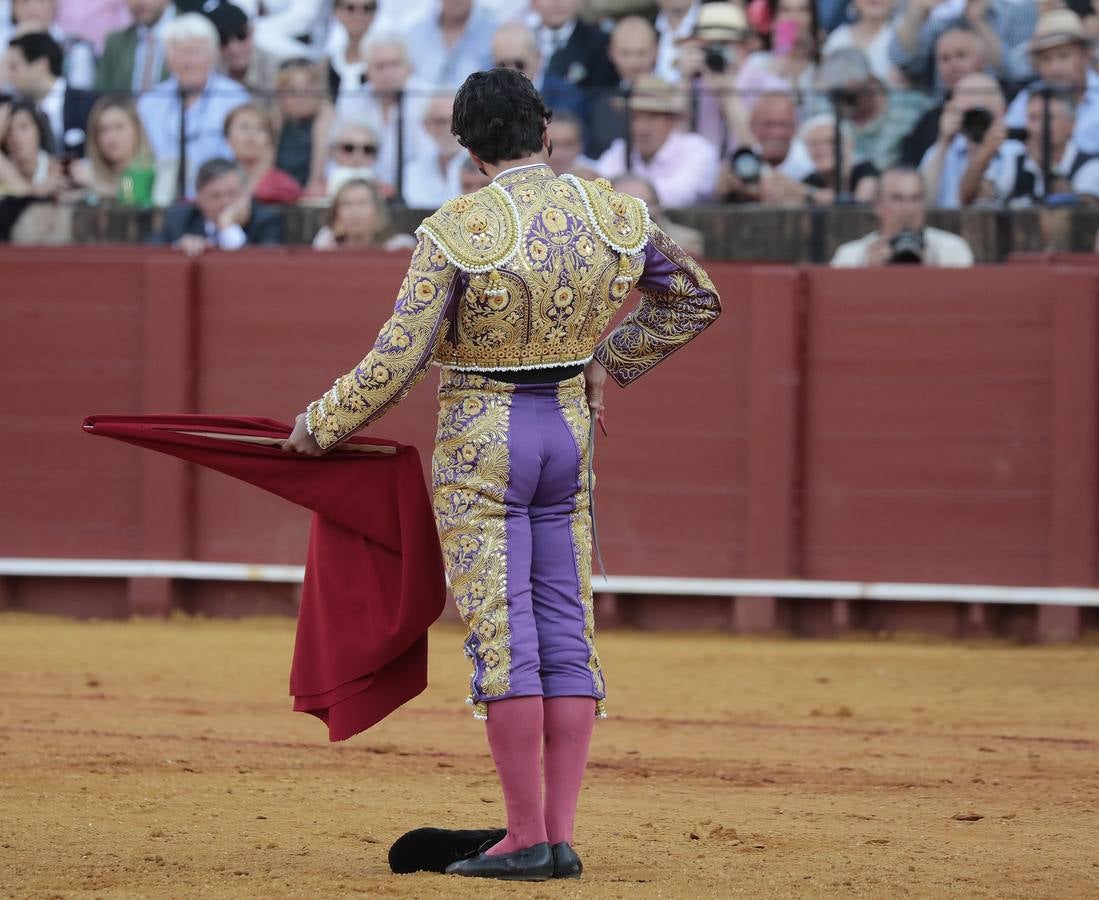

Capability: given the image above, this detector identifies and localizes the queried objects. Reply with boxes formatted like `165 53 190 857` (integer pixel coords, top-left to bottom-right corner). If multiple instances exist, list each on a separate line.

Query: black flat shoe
551 842 583 879
388 827 507 874
444 841 554 881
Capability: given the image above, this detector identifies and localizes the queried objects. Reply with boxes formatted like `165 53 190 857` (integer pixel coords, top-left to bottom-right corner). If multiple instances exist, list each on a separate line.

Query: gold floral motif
418 187 519 273
432 372 516 708
432 166 656 371
556 377 607 711
306 234 456 448
594 224 721 387
542 208 568 233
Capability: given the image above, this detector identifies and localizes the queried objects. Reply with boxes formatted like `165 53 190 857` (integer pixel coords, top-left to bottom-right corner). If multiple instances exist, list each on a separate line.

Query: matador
283 67 721 881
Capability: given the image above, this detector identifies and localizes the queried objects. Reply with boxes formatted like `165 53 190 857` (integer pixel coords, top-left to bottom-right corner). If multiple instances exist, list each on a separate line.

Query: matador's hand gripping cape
82 414 446 741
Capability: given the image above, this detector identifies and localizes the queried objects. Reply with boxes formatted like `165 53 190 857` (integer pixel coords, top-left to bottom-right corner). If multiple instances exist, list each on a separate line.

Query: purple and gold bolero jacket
306 163 721 449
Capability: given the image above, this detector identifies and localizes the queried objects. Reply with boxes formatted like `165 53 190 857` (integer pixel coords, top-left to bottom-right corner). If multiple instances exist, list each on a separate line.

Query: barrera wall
2 246 1097 641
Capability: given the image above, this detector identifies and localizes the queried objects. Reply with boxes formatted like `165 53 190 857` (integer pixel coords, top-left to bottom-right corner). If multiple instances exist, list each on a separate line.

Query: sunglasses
219 26 250 46
339 142 378 155
495 59 527 72
338 1 377 12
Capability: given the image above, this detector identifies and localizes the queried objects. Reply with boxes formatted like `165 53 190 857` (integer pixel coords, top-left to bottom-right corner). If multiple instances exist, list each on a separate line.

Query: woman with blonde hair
225 101 303 205
69 97 174 206
312 176 413 251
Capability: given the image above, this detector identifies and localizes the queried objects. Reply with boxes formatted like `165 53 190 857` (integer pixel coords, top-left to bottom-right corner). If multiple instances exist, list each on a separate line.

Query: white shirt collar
492 161 550 181
40 76 66 141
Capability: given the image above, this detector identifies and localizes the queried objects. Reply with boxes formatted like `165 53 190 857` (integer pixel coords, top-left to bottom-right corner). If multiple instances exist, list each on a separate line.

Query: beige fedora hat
690 2 749 42
627 75 686 115
1029 9 1088 54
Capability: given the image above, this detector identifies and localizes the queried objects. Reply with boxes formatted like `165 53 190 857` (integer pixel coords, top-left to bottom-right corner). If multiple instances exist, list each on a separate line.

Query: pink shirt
595 129 720 208
56 0 131 53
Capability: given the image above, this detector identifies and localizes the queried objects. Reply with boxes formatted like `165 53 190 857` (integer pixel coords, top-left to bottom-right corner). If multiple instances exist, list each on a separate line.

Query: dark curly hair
451 68 552 165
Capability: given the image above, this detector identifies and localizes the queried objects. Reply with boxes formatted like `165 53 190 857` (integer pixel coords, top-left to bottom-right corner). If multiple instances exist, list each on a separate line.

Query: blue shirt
888 0 1036 88
402 4 496 90
137 73 251 198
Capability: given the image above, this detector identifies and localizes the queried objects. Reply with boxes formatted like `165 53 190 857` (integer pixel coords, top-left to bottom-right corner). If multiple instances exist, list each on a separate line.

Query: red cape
82 414 446 741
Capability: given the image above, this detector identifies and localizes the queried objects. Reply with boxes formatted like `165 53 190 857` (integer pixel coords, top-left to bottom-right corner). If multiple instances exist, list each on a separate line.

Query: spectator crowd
0 0 1096 261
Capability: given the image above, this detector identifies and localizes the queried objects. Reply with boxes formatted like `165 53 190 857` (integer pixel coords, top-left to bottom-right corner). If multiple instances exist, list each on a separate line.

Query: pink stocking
483 696 548 855
542 696 596 845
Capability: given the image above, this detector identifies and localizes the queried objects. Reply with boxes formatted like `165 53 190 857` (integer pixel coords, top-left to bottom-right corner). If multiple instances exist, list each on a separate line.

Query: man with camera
990 89 1099 204
920 71 1017 207
899 21 989 167
674 2 787 157
831 165 975 266
714 90 798 203
1006 10 1099 155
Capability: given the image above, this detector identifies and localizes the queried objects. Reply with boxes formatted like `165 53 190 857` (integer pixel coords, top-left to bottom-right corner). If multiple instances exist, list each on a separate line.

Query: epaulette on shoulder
415 184 521 274
561 174 650 256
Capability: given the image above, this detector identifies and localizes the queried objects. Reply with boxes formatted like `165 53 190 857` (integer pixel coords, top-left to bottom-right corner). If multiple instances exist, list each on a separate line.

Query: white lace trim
560 173 650 257
414 182 522 274
432 356 593 372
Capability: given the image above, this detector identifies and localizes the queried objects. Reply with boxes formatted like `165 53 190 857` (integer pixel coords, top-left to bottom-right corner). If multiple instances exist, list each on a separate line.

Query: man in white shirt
832 166 974 267
401 92 463 207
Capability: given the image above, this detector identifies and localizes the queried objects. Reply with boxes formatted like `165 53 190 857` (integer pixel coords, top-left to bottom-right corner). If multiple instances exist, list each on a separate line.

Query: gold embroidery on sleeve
594 224 721 387
306 235 456 448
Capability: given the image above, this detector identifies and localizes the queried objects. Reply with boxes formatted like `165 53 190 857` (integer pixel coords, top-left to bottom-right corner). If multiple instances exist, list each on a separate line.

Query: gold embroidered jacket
306 163 721 449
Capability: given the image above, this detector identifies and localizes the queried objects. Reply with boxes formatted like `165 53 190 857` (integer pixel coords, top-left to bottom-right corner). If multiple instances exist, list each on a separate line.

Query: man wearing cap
1005 10 1099 155
673 2 788 157
594 74 720 207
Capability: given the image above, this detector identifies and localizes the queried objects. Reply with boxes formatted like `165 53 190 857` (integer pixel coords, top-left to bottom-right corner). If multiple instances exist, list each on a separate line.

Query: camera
961 107 993 144
729 147 763 183
889 230 925 264
703 43 731 74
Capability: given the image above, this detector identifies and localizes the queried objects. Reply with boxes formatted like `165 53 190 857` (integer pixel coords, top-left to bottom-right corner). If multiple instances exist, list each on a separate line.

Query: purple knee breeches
431 369 607 720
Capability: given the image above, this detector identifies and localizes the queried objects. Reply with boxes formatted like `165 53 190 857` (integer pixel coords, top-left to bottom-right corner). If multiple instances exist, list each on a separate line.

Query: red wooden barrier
1 247 1096 639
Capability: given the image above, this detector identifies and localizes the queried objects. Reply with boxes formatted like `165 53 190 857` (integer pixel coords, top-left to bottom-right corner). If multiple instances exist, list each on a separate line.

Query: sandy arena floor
0 613 1096 899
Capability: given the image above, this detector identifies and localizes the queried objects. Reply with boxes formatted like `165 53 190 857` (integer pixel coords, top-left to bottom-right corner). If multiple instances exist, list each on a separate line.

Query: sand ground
0 613 1097 899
